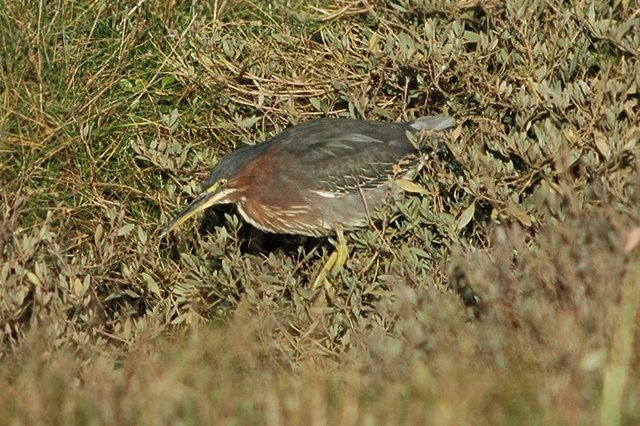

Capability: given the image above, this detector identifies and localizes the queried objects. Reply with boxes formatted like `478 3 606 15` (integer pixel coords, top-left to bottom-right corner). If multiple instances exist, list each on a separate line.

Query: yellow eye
205 179 228 194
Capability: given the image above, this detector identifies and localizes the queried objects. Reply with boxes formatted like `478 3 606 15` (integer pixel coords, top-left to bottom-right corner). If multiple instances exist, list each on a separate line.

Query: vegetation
1 0 639 424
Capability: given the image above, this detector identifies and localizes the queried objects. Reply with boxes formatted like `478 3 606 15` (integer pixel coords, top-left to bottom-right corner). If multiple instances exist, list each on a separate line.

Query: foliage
1 0 639 424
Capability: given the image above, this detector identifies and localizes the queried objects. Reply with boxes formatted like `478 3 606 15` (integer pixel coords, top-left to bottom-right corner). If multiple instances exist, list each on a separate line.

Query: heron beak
159 184 232 238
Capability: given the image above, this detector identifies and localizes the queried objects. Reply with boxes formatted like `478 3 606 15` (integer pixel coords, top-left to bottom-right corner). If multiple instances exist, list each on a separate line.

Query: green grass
1 0 639 424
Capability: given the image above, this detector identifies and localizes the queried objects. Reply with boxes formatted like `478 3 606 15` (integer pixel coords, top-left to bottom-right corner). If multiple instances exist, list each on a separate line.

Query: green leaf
117 223 135 237
236 116 260 129
396 179 429 195
160 75 177 88
457 203 475 230
142 272 161 297
310 97 322 111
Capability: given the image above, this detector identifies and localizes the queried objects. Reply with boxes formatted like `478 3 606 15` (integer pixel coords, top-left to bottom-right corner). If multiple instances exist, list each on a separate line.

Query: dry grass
1 0 639 424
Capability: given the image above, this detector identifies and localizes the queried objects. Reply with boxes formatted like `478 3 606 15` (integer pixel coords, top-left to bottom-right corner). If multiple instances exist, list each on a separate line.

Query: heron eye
218 179 228 187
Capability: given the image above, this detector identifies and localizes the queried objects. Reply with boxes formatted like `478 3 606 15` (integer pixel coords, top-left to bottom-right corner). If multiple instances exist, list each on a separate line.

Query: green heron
161 115 455 288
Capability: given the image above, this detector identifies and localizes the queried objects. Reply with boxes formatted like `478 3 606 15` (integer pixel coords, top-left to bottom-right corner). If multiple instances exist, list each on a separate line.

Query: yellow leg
312 227 349 290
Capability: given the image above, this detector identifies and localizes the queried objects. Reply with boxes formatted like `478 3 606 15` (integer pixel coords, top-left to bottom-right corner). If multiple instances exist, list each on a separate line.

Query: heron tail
410 116 456 131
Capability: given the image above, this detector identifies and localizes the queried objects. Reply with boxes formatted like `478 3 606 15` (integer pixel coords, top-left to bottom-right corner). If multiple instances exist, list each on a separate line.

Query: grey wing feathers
282 117 454 195
304 133 417 194
314 157 405 194
308 133 384 158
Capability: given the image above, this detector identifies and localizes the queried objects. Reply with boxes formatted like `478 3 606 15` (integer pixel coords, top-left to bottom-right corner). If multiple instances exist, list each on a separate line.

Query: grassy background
1 0 639 424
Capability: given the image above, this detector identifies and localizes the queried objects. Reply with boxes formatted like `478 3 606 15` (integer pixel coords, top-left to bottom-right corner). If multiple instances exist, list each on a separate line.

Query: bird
160 115 455 288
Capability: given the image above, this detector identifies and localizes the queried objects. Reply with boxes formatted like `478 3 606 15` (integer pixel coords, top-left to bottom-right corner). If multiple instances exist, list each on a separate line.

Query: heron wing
290 131 418 195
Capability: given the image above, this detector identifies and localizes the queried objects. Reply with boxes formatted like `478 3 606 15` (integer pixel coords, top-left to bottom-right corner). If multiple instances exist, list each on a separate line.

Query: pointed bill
159 192 216 238
159 183 235 238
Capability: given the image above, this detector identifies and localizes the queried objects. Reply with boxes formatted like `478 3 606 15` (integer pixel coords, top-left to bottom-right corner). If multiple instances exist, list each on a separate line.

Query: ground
1 0 639 424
